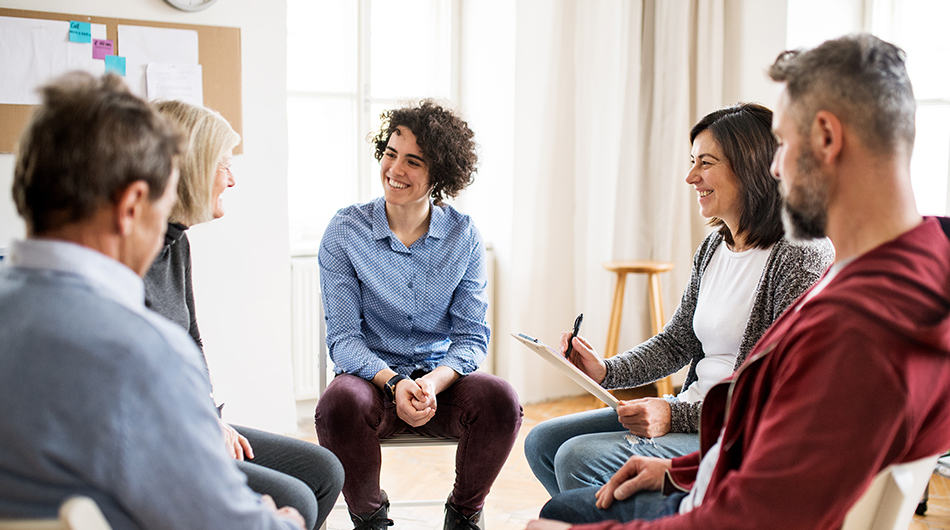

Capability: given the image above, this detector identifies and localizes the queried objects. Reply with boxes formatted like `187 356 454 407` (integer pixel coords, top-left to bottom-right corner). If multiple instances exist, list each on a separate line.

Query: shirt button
408 281 413 288
407 315 413 321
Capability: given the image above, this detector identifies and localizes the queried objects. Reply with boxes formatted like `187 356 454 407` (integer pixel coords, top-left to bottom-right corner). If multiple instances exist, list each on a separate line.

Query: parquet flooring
911 472 950 530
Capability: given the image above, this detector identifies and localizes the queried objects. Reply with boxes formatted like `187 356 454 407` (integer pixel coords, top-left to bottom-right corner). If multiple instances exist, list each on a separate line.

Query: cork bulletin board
0 8 242 154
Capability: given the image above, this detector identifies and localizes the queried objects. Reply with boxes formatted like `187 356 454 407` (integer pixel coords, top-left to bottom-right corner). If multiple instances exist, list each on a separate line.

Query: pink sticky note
93 39 114 60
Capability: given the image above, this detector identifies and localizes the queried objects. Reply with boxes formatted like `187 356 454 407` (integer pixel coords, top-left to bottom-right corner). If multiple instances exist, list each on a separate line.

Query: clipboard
511 333 619 410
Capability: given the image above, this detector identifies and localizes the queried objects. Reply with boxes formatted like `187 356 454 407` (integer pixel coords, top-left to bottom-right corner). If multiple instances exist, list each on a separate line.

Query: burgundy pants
314 372 523 516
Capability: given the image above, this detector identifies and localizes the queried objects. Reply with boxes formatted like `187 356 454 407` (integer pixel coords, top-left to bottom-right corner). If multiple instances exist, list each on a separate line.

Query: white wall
786 0 864 50
455 0 516 379
0 0 297 434
723 0 788 106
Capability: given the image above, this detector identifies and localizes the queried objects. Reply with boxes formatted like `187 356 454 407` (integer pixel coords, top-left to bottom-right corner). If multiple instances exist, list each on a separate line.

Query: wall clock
163 0 218 12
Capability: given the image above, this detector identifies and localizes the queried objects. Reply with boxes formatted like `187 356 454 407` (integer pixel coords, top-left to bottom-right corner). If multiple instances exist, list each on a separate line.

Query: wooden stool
603 260 675 396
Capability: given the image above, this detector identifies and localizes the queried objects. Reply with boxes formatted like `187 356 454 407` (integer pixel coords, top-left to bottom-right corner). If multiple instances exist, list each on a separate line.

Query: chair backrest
938 216 950 240
840 453 939 530
0 497 112 530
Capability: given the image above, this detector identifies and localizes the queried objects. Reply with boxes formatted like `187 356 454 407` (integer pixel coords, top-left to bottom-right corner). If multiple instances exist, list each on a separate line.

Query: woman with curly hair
315 100 523 530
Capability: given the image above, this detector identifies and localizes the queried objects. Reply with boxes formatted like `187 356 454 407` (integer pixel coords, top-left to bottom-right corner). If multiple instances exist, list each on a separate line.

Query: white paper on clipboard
511 333 619 410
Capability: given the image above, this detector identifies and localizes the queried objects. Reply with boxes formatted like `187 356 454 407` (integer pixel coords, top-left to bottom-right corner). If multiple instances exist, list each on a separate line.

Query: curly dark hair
372 100 478 205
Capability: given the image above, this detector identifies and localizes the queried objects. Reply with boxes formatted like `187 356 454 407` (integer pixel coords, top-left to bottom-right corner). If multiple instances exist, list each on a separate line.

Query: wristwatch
383 374 410 404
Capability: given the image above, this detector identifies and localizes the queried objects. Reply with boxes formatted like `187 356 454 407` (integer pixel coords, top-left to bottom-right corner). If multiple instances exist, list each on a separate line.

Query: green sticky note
104 55 126 77
69 21 92 43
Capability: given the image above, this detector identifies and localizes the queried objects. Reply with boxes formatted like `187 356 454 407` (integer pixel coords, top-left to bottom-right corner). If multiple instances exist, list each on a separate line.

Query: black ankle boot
444 500 484 530
349 490 394 530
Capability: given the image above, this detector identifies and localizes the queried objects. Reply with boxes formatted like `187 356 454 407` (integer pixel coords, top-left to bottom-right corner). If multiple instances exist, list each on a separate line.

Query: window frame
286 0 461 252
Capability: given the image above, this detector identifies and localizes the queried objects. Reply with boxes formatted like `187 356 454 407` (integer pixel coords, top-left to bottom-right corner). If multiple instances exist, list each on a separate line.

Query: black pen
565 313 583 359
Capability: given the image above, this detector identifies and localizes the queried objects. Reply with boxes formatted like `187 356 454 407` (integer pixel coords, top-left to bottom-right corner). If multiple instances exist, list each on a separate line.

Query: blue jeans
540 486 687 524
233 425 344 530
524 406 700 495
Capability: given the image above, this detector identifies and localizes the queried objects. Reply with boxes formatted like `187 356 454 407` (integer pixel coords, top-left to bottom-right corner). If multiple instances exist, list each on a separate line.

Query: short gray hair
768 33 915 153
13 72 181 235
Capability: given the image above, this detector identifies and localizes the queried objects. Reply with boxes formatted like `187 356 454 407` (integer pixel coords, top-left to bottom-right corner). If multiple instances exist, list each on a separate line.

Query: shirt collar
8 238 145 311
164 221 188 246
370 197 449 244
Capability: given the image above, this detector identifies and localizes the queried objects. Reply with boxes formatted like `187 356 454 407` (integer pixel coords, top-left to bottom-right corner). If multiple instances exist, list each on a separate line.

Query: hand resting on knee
595 456 671 509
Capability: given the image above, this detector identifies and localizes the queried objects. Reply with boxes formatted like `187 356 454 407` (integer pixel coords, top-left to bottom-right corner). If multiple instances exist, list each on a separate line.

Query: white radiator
290 255 327 400
290 246 495 401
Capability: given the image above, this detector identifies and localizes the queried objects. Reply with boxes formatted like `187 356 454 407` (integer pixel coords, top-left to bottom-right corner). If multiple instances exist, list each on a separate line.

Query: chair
603 260 675 396
327 432 458 529
841 453 940 530
0 497 112 530
378 433 459 507
325 433 459 530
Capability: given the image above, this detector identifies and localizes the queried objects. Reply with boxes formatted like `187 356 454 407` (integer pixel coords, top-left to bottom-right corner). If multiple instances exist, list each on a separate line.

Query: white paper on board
117 25 199 100
0 16 106 105
146 63 203 106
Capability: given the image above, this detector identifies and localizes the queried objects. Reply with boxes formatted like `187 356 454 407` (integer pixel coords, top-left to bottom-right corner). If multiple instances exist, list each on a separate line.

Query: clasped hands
394 376 438 427
387 365 459 427
559 331 673 438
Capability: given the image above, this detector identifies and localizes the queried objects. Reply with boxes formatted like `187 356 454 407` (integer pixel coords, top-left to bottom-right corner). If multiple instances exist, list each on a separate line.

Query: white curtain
505 0 725 403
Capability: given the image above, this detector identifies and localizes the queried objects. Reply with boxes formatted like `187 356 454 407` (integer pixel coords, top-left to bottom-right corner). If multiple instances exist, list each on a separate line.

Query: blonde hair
152 100 241 225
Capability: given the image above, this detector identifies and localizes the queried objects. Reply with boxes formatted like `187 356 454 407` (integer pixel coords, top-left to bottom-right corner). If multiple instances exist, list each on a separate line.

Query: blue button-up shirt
318 197 490 380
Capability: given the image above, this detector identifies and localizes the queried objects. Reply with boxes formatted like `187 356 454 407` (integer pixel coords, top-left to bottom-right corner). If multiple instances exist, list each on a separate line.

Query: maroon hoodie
578 217 950 530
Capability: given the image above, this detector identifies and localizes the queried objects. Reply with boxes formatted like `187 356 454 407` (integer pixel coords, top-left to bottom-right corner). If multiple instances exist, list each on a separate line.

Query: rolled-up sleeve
440 227 489 376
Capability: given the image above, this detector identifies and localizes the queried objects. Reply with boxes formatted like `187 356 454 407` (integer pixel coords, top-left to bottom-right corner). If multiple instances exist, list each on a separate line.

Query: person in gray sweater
0 71 304 529
525 103 834 496
144 100 343 530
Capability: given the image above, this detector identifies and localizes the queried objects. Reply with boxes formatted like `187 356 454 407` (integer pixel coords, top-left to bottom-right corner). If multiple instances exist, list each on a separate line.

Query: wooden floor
313 394 950 530
912 472 950 530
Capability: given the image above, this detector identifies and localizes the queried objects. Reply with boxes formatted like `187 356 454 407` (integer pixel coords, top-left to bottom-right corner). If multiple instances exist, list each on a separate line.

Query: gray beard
781 147 829 242
782 203 827 242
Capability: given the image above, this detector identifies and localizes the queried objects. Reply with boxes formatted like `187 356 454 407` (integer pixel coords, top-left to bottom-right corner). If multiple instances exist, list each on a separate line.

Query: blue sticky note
104 55 126 77
69 21 92 43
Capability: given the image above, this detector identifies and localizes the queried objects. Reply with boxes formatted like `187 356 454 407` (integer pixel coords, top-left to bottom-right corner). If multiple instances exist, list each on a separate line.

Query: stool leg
647 273 664 336
605 273 628 358
648 273 674 397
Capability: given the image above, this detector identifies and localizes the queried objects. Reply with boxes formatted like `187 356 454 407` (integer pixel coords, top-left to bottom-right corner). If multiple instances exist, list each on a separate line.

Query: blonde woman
144 100 344 530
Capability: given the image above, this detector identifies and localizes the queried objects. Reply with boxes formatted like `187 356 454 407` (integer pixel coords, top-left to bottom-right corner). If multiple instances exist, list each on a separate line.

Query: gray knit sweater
601 233 834 433
144 222 205 363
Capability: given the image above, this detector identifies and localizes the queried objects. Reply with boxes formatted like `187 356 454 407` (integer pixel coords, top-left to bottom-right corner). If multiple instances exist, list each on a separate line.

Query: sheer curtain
506 0 724 402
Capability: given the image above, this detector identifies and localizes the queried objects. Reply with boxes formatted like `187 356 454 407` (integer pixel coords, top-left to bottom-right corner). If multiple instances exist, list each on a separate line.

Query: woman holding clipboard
525 103 834 497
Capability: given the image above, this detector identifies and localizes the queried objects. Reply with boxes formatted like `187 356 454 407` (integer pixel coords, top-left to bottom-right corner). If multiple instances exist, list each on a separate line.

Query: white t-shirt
679 258 846 514
678 243 771 403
